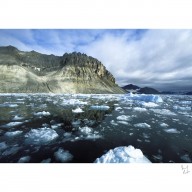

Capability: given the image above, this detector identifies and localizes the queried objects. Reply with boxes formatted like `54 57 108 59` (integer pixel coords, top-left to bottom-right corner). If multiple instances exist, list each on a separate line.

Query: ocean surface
0 93 191 163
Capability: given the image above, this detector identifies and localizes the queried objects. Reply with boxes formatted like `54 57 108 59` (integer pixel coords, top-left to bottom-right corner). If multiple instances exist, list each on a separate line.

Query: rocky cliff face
0 46 125 94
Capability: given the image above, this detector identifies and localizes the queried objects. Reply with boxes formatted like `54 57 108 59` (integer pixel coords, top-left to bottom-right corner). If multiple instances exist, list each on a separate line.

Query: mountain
138 87 160 94
122 83 160 94
121 84 140 91
0 46 125 94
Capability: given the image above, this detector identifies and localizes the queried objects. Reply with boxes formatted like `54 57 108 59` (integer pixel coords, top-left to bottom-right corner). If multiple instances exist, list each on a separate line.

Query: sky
0 29 192 91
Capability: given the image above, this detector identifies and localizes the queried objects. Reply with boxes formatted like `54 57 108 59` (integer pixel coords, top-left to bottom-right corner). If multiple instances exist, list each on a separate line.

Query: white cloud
79 29 192 91
0 29 192 91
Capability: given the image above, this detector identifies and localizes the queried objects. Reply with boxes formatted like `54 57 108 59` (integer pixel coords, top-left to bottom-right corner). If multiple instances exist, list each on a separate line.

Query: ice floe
124 93 163 103
25 128 59 145
133 107 147 112
18 156 31 163
110 120 118 126
90 105 110 110
0 142 8 151
2 146 21 156
163 128 180 133
79 126 92 134
173 106 191 111
54 148 73 162
117 121 130 125
116 115 131 121
62 99 87 106
150 109 176 116
34 111 51 116
94 145 151 163
140 102 159 108
72 107 84 113
1 121 24 128
5 130 23 137
41 158 52 163
160 123 169 127
134 123 151 128
180 154 191 163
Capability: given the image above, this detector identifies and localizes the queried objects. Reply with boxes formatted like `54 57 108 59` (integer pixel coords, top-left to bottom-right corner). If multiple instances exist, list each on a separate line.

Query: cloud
0 29 192 91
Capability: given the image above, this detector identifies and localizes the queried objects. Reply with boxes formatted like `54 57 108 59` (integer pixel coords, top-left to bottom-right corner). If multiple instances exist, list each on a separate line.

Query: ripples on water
0 93 191 163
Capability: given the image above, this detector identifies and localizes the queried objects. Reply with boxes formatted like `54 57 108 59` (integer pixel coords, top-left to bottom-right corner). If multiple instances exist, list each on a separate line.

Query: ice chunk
41 158 51 163
79 126 93 134
18 156 31 163
2 146 21 156
72 120 81 127
54 148 73 162
150 109 176 116
72 107 84 113
117 121 130 125
1 121 24 128
0 142 8 151
12 115 24 120
115 107 122 111
117 115 131 121
160 123 169 127
140 102 159 107
110 120 118 126
94 145 151 163
34 111 51 116
90 105 110 110
133 107 147 112
180 154 191 163
124 93 163 103
134 123 151 128
173 106 191 111
25 128 59 145
163 128 180 133
62 99 87 106
5 130 23 137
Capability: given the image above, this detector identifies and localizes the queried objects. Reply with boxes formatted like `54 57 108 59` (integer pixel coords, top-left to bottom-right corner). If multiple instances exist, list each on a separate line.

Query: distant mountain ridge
0 46 125 94
121 84 160 94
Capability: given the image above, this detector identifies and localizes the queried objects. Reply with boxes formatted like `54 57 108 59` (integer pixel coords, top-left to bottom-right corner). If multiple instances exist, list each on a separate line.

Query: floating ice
133 107 147 112
180 154 191 163
41 158 52 163
160 123 169 127
72 120 81 127
150 109 176 116
54 148 73 162
72 107 84 113
115 107 122 111
0 142 8 151
90 105 110 110
124 93 163 103
94 145 151 163
117 115 131 121
173 106 191 111
79 126 93 134
34 111 51 116
62 99 87 106
2 146 21 156
18 156 31 163
25 128 59 145
5 130 23 137
1 121 24 128
110 120 118 126
164 128 180 133
12 115 24 121
140 102 159 108
117 121 130 125
134 123 151 128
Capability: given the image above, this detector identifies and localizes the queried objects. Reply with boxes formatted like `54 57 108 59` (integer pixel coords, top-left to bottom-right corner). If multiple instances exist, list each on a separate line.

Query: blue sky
0 29 192 91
